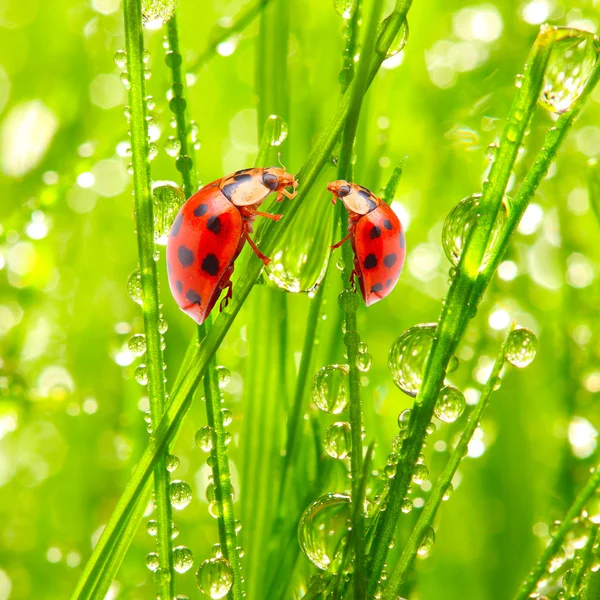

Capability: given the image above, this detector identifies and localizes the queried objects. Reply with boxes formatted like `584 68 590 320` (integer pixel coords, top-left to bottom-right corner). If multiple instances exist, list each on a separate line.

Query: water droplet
334 0 357 19
142 0 178 29
388 324 436 397
114 49 127 69
173 546 194 573
298 493 351 570
384 464 396 478
412 463 428 484
434 385 466 423
539 29 600 114
146 95 156 111
549 546 566 572
221 408 232 426
196 557 234 599
442 483 453 501
514 73 524 88
148 141 158 160
311 364 349 414
165 136 181 157
265 167 336 293
442 194 507 267
146 552 160 571
128 333 147 356
195 426 214 452
170 480 192 510
152 181 186 246
134 364 148 386
264 114 288 146
217 366 230 389
381 16 409 58
127 269 143 305
323 422 352 459
505 328 537 368
120 72 130 89
356 352 372 372
166 454 180 472
147 519 158 536
417 526 435 558
158 318 168 334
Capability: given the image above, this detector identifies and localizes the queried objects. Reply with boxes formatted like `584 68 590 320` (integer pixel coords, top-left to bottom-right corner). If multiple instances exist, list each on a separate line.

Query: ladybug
328 180 406 306
167 167 298 325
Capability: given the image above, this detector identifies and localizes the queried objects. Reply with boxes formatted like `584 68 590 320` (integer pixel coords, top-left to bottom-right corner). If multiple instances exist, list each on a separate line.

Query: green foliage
2 1 600 599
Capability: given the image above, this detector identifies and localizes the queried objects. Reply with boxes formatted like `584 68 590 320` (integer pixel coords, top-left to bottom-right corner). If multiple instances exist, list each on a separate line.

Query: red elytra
328 180 406 306
167 167 298 325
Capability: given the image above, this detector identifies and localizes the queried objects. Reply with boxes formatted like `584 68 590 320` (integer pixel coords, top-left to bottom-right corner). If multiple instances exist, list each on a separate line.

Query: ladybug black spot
186 289 202 305
202 253 220 276
178 245 194 267
234 169 251 178
233 172 253 182
370 283 383 293
171 213 183 236
383 219 393 230
207 215 221 234
194 203 209 217
386 278 393 288
370 225 381 239
363 254 378 269
358 190 377 211
175 280 182 294
384 253 397 268
399 230 406 249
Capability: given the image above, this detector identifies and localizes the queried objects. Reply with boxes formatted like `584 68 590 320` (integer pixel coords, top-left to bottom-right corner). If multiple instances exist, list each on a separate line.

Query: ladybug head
262 167 298 200
327 180 378 215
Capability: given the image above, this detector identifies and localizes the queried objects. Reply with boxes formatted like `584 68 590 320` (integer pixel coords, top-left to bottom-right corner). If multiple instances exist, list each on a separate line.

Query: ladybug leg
256 211 283 222
349 266 359 293
277 184 298 202
244 230 271 265
331 232 352 251
219 278 234 311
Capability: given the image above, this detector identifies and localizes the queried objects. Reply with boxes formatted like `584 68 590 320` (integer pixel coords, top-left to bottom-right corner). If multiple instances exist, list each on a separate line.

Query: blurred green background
1 0 600 598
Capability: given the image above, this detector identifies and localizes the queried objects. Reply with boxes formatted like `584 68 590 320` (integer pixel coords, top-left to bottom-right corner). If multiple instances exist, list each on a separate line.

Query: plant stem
381 158 407 205
188 0 272 74
567 525 599 599
366 27 556 591
335 1 385 597
514 468 600 600
72 5 415 595
383 331 511 599
122 1 174 598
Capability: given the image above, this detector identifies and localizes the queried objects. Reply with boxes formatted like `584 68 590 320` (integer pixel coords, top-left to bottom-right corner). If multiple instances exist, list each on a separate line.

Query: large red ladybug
328 180 406 306
167 167 298 325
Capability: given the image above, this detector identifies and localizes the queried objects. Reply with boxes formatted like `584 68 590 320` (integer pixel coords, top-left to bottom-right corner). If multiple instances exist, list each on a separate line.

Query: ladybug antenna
277 152 287 172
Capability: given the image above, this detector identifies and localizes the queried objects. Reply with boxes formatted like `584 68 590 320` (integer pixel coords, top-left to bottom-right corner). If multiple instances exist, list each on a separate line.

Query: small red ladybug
167 167 298 325
328 180 406 306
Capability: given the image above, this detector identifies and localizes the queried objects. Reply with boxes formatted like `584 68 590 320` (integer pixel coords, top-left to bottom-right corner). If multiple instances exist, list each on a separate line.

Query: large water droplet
166 454 180 472
142 0 178 29
134 364 148 386
298 493 352 570
152 181 185 246
311 364 349 414
195 426 214 452
114 49 127 70
165 136 181 157
388 324 436 397
442 194 507 267
417 526 435 558
379 16 409 58
264 167 336 292
434 385 466 423
539 28 600 114
127 269 143 305
170 480 192 510
334 0 357 19
146 552 160 571
146 519 158 536
505 328 537 368
263 114 288 147
196 557 234 599
172 546 194 573
323 422 352 459
128 333 147 356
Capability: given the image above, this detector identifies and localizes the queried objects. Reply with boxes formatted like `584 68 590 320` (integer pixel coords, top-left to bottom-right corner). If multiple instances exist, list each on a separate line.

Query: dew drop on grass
158 317 168 334
401 498 412 513
114 49 127 69
196 557 234 599
311 364 349 414
134 364 148 386
165 136 181 157
323 422 352 459
146 552 160 571
549 546 566 573
356 352 372 372
434 385 466 423
173 546 194 574
217 366 230 389
152 181 185 246
379 16 409 58
170 480 192 510
539 28 600 115
389 324 436 397
147 519 158 536
264 114 288 146
128 333 146 356
442 483 453 501
127 269 143 305
298 493 352 570
412 463 428 484
505 328 537 368
334 0 356 19
165 454 180 472
442 194 507 267
142 0 179 29
195 426 214 452
417 526 435 558
221 408 232 426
